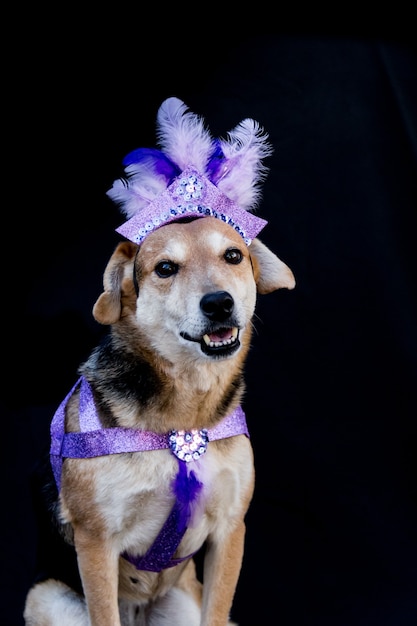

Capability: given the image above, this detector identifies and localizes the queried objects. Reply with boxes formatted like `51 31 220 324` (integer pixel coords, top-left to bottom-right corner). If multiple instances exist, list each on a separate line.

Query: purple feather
206 140 229 184
123 148 180 184
172 461 203 532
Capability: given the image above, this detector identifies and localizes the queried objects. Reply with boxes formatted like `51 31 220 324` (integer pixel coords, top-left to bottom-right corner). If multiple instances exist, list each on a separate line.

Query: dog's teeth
203 329 239 348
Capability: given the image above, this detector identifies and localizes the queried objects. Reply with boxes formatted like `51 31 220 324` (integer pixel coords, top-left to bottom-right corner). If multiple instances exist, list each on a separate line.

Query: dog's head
94 98 295 366
93 216 294 363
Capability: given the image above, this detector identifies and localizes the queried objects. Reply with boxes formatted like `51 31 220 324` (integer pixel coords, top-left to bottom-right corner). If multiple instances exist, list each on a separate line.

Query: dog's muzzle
180 291 241 358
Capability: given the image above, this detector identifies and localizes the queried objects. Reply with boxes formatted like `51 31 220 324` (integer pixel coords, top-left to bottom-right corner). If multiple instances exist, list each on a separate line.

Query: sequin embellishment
168 428 209 462
116 170 255 247
175 174 204 201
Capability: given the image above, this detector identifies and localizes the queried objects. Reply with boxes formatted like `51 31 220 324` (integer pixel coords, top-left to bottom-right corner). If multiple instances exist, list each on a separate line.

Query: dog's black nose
200 291 234 322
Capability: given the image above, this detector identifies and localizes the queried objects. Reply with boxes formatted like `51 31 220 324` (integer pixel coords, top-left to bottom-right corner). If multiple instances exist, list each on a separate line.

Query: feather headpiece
108 97 273 246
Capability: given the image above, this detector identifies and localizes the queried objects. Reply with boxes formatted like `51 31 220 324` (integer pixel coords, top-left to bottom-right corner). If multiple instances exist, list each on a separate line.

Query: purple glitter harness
50 376 249 572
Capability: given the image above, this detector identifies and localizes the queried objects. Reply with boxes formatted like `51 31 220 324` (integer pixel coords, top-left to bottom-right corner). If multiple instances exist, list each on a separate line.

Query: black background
3 26 417 626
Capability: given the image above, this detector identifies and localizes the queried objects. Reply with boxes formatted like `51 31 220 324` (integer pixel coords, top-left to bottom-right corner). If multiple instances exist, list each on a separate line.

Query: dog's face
135 217 258 361
93 217 295 364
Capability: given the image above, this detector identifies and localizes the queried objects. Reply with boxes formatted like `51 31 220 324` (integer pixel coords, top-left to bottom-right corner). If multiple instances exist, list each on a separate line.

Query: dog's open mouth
180 327 240 357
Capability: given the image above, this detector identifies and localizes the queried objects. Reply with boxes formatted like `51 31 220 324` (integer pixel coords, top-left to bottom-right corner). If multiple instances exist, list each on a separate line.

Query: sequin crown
107 97 274 246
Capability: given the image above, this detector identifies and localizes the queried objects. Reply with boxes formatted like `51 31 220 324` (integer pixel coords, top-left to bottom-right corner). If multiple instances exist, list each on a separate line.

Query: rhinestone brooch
168 428 209 462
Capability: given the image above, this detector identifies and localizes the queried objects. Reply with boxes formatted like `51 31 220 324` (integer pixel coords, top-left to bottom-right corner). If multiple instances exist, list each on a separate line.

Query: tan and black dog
24 98 295 626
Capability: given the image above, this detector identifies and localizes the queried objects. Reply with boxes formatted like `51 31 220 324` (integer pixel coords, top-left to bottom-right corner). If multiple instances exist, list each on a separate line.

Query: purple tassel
172 460 203 532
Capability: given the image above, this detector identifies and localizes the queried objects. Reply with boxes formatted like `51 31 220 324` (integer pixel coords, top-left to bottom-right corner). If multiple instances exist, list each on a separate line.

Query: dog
23 98 295 625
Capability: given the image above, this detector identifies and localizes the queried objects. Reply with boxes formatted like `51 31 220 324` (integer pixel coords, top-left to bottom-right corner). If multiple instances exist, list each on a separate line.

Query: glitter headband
107 97 273 246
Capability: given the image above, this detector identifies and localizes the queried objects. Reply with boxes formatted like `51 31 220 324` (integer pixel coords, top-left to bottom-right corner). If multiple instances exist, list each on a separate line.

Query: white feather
156 97 214 172
107 166 167 219
217 118 273 210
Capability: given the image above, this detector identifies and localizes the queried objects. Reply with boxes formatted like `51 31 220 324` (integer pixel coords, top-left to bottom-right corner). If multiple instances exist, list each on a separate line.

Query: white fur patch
157 237 188 262
205 229 228 251
119 588 237 625
24 580 202 626
24 580 89 626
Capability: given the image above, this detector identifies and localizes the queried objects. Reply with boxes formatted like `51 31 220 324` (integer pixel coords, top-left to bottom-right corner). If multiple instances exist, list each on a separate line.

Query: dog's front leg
201 519 246 626
73 524 121 626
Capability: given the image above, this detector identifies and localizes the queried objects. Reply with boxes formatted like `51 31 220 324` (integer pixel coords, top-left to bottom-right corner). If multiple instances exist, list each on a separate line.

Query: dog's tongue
209 329 232 342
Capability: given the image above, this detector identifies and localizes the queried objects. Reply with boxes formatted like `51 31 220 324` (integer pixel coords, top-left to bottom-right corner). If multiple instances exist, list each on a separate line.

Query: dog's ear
250 238 296 294
93 241 138 325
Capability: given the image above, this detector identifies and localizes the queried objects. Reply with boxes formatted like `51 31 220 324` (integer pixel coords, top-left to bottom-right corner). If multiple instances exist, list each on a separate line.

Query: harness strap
50 377 249 489
49 376 250 572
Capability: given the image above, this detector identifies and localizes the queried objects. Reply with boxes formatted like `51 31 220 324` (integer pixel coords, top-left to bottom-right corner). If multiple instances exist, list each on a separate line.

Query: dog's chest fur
61 435 253 545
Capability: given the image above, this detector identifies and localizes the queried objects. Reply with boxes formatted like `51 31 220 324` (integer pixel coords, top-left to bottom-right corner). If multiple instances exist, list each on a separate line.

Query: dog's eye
155 261 179 278
224 248 243 265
